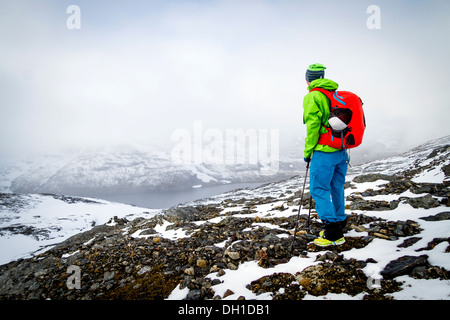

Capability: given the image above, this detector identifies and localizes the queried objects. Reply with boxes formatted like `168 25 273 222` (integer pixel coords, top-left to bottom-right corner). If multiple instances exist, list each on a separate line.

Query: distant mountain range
0 136 398 196
0 144 299 195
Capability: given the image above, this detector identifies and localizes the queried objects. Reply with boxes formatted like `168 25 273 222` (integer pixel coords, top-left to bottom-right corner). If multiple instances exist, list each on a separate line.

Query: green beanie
305 63 326 82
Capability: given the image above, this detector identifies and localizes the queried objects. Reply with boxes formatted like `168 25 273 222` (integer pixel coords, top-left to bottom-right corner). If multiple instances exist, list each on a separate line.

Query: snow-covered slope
349 135 450 183
0 193 159 265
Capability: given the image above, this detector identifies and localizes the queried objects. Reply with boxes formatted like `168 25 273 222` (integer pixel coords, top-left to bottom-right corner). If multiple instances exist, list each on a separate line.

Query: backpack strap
309 87 334 127
309 87 335 100
309 87 345 149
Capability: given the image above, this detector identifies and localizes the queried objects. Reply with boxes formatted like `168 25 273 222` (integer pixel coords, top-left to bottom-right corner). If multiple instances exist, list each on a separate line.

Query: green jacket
303 78 340 159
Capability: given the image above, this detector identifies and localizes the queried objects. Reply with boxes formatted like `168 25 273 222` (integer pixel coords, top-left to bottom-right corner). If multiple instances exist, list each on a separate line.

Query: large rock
352 174 398 183
405 194 440 209
381 255 429 279
419 211 450 221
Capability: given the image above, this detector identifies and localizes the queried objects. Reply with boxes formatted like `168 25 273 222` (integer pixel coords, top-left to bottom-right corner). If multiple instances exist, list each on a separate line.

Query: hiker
302 63 348 247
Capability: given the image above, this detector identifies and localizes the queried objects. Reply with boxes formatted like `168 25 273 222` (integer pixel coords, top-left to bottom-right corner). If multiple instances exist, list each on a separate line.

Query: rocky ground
0 173 448 300
0 137 449 300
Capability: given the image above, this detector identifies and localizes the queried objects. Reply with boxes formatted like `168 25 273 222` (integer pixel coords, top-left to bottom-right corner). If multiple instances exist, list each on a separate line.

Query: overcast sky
1 0 449 160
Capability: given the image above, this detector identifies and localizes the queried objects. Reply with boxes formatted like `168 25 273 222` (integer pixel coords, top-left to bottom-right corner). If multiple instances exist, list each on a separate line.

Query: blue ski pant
309 150 348 224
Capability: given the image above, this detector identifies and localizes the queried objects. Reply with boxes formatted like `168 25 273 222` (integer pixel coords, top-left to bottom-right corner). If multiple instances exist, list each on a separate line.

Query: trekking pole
306 191 312 228
289 162 310 252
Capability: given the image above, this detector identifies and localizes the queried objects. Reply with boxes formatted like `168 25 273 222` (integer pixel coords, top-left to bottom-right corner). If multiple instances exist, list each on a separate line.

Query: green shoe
314 236 345 247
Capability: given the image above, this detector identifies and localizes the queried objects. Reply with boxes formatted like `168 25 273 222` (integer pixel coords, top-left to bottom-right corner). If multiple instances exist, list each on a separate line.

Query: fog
1 0 449 162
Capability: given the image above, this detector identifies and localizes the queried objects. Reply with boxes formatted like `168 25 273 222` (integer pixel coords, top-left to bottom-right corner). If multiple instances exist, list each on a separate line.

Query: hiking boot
314 236 346 247
323 221 344 241
319 218 347 238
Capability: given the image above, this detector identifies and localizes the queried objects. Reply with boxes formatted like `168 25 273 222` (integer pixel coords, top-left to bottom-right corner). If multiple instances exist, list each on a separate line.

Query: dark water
91 182 266 209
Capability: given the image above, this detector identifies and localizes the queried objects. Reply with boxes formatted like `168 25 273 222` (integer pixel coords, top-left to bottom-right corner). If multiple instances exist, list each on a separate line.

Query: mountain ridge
1 144 303 195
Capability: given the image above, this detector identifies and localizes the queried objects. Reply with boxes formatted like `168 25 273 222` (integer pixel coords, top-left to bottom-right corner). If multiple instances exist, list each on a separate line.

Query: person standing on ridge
302 63 348 246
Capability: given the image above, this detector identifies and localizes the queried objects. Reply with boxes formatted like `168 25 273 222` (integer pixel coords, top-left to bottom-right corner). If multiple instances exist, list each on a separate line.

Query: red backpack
310 88 365 149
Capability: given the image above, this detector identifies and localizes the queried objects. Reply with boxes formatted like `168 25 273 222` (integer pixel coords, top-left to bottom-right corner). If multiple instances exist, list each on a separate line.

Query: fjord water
89 182 266 209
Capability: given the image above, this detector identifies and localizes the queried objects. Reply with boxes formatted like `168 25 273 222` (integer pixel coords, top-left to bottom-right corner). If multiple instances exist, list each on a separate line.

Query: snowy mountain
0 143 303 196
0 135 449 300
